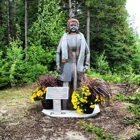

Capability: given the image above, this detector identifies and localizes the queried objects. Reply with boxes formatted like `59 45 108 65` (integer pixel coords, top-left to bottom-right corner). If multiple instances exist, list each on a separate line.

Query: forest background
0 0 140 89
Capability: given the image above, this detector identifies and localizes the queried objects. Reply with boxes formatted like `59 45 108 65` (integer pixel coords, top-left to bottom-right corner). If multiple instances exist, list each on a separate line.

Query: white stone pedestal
42 104 100 118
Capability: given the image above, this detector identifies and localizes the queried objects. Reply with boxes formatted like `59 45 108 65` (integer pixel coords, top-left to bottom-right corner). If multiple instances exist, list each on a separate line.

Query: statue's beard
69 28 78 33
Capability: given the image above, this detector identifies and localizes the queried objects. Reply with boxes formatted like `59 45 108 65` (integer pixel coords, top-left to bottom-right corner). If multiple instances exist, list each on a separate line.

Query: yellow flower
71 85 96 114
43 87 48 93
73 104 78 109
76 107 83 114
34 87 40 93
71 98 78 104
30 96 35 102
90 104 95 108
37 90 43 97
100 95 105 102
31 86 48 102
95 95 99 102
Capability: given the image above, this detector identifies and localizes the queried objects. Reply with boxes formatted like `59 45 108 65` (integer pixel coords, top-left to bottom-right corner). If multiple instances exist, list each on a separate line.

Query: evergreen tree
28 0 66 48
28 0 66 71
88 0 138 73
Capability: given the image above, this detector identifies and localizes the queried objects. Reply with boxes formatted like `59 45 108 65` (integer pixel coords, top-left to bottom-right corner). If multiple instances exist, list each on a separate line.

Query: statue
56 18 90 110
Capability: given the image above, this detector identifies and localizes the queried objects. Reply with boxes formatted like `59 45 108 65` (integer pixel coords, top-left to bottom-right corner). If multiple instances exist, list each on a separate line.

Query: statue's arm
85 42 90 66
84 42 90 72
56 37 63 64
79 32 90 66
56 38 62 73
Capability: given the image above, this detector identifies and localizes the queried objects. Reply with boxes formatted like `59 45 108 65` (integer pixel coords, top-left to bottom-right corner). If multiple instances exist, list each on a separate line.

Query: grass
0 83 37 124
0 84 34 100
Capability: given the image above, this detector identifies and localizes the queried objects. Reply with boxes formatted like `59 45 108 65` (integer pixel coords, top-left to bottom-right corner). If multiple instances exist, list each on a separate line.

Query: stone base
42 104 100 118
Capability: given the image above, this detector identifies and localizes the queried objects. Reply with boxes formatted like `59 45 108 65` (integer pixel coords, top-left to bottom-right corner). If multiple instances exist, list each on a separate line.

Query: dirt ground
0 83 140 140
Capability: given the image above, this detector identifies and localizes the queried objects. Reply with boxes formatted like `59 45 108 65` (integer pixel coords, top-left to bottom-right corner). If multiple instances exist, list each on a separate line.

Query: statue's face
69 22 78 33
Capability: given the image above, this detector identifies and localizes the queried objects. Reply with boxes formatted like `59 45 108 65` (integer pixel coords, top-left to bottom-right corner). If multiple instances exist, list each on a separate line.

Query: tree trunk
7 0 10 46
86 8 90 48
25 0 28 48
0 1 2 25
69 0 72 18
11 0 15 38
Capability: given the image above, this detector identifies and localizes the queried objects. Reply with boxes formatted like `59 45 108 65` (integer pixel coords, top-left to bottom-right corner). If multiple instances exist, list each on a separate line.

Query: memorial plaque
45 87 69 115
46 87 69 99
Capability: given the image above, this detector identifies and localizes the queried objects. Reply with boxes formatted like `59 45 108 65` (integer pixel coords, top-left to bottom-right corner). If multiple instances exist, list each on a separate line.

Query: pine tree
28 0 66 48
88 0 138 73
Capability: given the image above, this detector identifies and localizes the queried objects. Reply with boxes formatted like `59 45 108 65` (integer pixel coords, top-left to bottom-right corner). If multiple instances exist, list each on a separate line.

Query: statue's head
67 18 79 33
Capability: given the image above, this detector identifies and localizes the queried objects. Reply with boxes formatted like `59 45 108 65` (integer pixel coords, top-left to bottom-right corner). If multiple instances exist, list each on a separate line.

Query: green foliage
0 51 10 88
24 45 56 82
102 73 121 83
94 51 110 75
126 133 140 140
28 0 66 48
78 120 140 140
27 0 66 74
116 92 140 126
87 69 140 85
65 0 140 75
5 25 25 87
121 74 140 85
131 42 140 74
116 93 127 101
0 0 140 88
0 24 6 52
78 121 118 140
126 92 140 116
103 73 140 85
87 0 139 74
86 69 103 79
0 24 25 88
0 24 48 88
0 0 67 88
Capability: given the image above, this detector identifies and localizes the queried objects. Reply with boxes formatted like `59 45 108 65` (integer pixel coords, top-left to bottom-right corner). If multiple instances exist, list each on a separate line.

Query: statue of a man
56 18 90 109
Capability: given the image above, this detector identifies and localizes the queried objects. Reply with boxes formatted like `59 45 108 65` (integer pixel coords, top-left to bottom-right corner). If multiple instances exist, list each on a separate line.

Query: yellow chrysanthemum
95 95 99 102
30 96 35 102
37 90 43 97
43 87 47 93
76 107 83 114
90 104 95 108
31 86 48 102
100 95 105 102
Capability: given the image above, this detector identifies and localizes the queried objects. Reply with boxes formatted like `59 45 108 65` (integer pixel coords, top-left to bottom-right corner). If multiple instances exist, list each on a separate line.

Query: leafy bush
0 51 10 88
87 69 140 85
95 51 110 75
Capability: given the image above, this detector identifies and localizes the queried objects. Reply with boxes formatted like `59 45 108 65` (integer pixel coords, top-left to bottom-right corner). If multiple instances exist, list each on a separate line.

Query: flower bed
71 77 111 114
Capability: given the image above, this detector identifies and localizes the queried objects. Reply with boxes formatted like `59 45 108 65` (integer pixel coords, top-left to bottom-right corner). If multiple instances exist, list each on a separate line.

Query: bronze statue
56 18 90 109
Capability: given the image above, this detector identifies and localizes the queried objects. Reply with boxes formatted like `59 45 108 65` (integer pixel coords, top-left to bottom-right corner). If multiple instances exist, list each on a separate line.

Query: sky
126 0 140 36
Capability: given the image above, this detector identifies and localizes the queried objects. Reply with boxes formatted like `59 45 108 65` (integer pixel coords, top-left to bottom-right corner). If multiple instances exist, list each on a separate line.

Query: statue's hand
57 65 61 73
83 65 89 72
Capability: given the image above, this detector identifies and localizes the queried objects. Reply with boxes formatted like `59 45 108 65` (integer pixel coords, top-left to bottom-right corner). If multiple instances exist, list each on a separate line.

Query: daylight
126 0 140 36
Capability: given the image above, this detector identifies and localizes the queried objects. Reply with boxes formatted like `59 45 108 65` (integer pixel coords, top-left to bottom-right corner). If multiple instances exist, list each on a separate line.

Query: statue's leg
67 81 74 110
62 82 69 110
73 66 77 91
67 66 78 110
